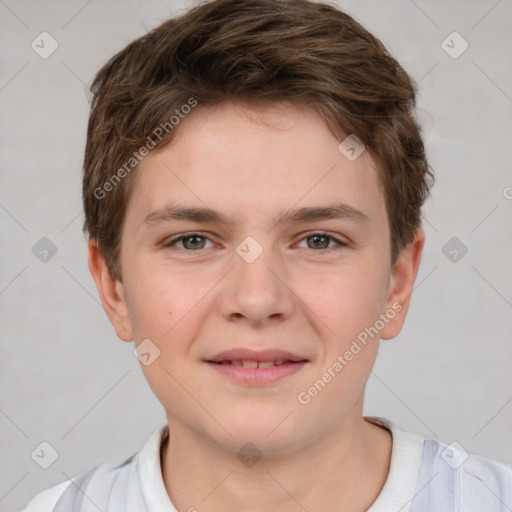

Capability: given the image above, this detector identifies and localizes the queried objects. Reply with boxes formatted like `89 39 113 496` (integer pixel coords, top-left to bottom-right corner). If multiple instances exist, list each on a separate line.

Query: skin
88 101 424 511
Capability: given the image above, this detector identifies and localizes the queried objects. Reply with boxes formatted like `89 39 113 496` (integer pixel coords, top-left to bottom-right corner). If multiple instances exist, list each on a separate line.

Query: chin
213 408 306 456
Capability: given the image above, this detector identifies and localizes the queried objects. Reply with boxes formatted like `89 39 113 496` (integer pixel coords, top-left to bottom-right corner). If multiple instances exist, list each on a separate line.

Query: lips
205 348 309 385
206 348 308 365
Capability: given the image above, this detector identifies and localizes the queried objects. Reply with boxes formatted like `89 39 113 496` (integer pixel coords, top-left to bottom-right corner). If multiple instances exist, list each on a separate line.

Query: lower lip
206 361 308 385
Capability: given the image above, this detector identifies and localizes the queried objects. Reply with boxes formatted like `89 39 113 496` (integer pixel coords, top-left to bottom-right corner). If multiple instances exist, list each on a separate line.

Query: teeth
241 360 291 368
216 359 297 367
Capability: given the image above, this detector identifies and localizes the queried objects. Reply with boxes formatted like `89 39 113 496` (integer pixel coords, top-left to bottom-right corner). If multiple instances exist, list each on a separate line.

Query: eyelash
162 232 348 253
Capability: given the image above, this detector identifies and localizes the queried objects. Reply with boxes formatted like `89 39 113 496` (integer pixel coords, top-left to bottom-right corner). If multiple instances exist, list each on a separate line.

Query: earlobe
87 239 134 342
380 228 425 340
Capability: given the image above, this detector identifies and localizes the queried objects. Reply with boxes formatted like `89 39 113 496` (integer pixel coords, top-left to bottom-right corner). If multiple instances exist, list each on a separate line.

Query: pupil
309 235 328 249
185 235 204 249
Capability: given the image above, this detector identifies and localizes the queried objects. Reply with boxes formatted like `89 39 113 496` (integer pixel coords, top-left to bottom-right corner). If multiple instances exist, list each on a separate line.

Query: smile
211 359 298 368
206 359 308 386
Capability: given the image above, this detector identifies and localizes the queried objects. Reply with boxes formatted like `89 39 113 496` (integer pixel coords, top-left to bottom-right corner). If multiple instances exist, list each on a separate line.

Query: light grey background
1 0 511 510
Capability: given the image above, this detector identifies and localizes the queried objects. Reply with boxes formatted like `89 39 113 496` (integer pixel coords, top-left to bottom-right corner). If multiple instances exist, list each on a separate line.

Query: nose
216 244 296 327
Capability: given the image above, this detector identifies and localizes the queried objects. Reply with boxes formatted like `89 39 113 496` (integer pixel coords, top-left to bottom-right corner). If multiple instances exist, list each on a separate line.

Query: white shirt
20 416 512 511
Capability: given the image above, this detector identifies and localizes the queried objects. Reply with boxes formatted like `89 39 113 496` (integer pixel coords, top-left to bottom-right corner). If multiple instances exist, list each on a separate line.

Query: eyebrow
143 202 370 228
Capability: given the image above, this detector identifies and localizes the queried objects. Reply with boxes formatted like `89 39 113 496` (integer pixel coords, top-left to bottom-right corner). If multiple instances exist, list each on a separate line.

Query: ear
380 228 425 340
87 239 133 342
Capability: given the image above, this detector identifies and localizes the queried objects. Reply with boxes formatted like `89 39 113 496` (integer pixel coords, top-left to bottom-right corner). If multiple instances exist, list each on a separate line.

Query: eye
296 232 348 251
163 233 215 251
162 231 348 253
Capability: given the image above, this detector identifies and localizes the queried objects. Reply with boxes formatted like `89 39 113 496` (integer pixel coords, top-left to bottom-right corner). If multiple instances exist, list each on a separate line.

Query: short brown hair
82 0 433 281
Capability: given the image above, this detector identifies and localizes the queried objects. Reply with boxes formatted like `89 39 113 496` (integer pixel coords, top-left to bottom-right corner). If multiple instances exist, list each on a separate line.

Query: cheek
311 264 389 334
123 264 178 343
126 266 211 375
123 243 189 324
299 268 386 405
127 272 195 412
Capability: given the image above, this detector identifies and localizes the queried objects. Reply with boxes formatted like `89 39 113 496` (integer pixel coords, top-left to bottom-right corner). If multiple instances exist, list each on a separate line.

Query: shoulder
19 456 134 512
413 435 512 511
19 425 168 512
366 416 512 512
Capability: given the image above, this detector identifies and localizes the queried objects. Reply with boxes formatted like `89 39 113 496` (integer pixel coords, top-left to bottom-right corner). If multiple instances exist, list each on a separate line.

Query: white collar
365 416 425 512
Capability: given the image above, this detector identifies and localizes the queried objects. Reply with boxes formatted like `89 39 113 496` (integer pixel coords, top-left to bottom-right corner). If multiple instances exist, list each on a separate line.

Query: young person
22 0 512 510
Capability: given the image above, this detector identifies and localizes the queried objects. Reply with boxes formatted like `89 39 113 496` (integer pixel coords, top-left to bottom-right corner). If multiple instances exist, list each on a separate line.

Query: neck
161 415 392 512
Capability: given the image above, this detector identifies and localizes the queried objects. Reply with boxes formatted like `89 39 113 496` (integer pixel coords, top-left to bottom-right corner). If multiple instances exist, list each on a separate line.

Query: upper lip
206 348 308 363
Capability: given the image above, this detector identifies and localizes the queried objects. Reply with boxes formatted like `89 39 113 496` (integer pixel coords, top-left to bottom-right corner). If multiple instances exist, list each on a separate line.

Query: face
90 101 423 456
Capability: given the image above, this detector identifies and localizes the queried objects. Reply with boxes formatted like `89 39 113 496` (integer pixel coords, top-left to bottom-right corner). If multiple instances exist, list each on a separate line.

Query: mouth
207 348 308 364
205 349 309 385
208 359 306 368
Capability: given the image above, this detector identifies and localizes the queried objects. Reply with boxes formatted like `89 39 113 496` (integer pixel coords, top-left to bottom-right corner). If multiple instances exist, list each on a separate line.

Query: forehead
126 101 386 229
